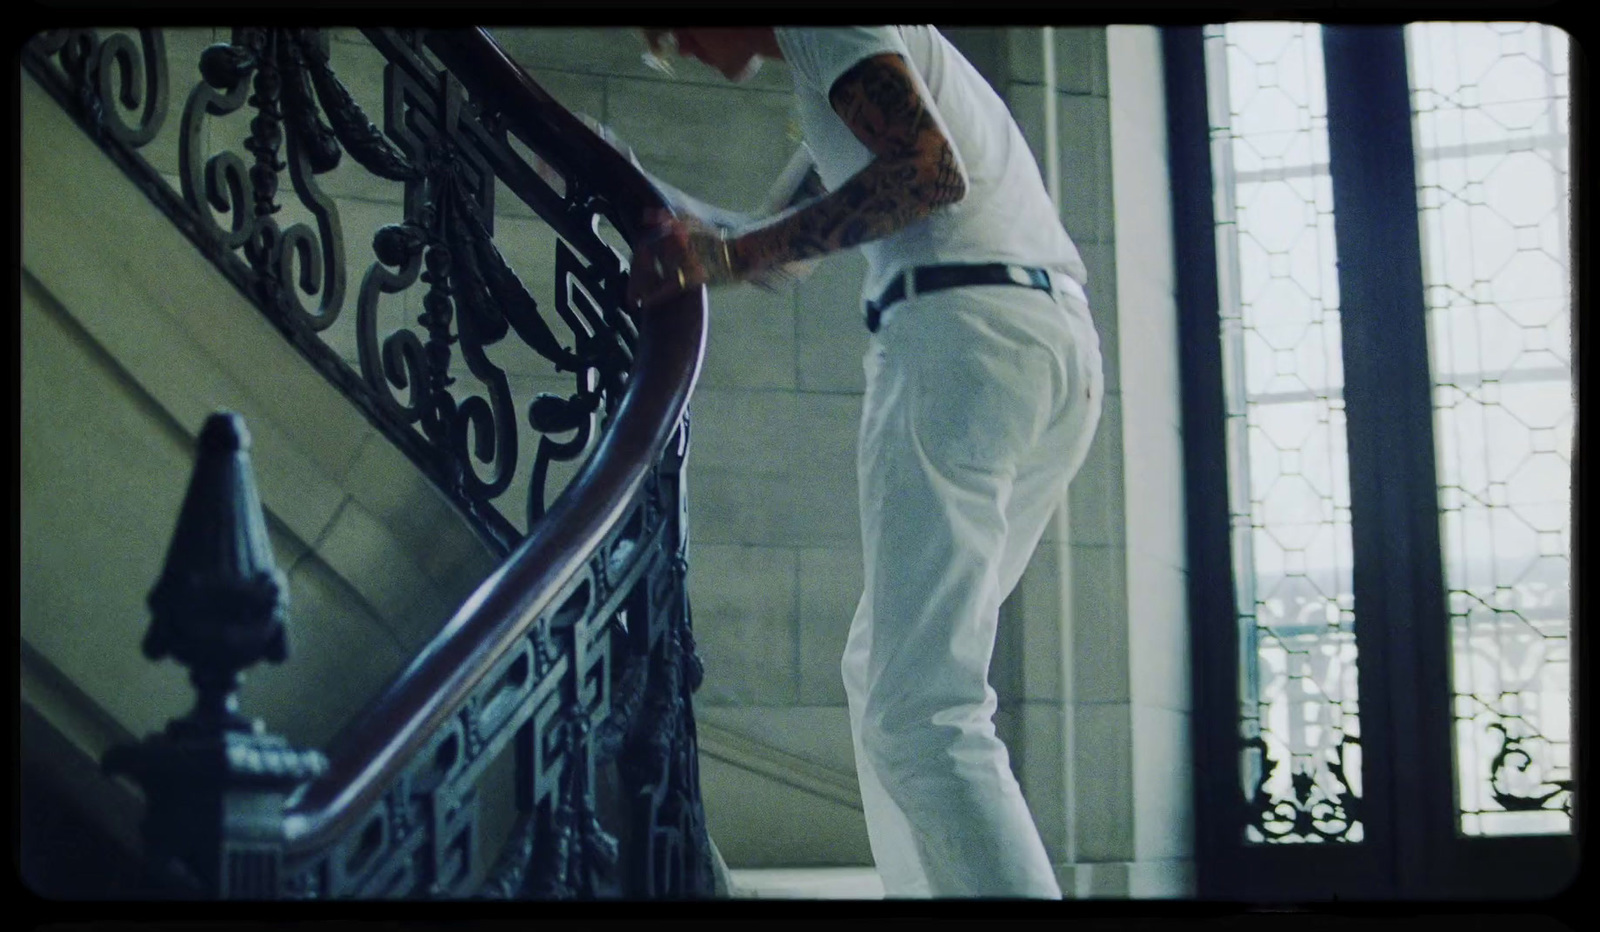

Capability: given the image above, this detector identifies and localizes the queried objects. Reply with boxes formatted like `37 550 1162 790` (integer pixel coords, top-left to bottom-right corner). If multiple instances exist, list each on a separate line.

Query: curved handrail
280 27 708 853
426 27 663 245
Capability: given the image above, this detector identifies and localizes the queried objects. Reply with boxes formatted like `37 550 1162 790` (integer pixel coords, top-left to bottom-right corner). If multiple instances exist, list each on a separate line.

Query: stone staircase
728 868 885 899
705 829 882 899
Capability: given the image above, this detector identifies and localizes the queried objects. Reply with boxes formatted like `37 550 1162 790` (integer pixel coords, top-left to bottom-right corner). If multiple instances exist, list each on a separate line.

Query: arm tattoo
730 53 967 277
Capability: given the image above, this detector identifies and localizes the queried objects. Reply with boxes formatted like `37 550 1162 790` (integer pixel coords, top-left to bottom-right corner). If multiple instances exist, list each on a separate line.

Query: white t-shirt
773 26 1089 301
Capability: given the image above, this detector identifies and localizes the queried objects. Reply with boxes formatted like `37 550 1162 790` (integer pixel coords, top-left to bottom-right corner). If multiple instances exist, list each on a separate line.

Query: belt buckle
1006 265 1033 288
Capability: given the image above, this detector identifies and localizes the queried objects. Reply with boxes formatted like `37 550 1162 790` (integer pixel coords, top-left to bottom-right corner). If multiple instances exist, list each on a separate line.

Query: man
627 27 1102 898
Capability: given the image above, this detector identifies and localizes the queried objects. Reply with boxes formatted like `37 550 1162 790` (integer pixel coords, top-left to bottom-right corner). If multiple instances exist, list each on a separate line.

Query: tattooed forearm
728 54 967 277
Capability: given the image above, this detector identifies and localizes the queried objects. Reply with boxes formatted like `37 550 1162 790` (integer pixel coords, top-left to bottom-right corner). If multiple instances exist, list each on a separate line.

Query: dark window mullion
1321 24 1456 900
1164 24 1241 900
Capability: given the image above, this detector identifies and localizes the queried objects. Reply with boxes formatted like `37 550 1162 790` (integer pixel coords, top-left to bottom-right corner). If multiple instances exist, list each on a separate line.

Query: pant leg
841 285 1097 898
842 592 932 896
842 326 935 897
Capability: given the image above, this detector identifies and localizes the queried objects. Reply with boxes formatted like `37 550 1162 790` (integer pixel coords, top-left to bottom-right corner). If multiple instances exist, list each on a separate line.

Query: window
1168 22 1576 899
1204 23 1362 846
1407 22 1574 838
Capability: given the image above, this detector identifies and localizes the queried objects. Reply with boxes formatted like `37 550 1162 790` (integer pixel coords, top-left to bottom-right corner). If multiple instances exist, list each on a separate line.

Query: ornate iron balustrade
29 25 714 898
25 26 656 554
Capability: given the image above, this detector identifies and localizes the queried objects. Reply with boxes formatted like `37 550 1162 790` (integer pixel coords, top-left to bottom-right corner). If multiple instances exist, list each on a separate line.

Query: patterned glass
1407 22 1574 836
1204 22 1363 845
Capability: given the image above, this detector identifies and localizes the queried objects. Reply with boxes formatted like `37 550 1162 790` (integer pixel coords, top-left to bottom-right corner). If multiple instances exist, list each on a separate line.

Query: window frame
1165 23 1581 900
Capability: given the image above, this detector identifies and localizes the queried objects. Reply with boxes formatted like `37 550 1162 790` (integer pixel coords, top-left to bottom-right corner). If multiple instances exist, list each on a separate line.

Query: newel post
104 412 326 897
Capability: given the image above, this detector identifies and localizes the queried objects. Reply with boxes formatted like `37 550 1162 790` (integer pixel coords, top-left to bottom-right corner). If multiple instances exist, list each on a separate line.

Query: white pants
842 279 1103 898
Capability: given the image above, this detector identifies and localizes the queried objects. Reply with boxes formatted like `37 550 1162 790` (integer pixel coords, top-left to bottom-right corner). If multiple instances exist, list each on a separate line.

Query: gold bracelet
718 232 734 279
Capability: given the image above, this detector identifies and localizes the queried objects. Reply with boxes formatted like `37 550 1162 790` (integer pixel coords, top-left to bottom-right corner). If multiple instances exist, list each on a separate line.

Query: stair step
728 867 885 899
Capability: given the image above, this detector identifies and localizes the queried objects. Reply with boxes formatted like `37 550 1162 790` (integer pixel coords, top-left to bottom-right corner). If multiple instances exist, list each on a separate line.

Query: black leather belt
865 263 1056 333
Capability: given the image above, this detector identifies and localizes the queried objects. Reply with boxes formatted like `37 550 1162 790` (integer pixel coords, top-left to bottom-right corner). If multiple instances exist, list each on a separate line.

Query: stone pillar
1104 24 1194 898
945 25 1194 898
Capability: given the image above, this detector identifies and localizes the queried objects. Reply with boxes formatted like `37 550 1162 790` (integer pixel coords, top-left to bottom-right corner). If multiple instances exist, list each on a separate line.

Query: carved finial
199 408 249 453
104 412 325 897
143 411 288 731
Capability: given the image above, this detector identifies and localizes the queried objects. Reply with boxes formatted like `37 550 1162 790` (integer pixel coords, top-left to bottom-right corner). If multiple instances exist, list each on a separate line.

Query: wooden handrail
280 27 708 854
425 27 661 243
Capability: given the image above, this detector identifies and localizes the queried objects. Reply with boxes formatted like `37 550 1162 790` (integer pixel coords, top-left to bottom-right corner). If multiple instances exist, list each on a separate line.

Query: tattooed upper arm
827 53 967 206
722 53 968 275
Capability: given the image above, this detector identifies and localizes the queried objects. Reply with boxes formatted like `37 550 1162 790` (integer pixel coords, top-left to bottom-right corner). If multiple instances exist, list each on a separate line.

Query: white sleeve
776 26 969 193
776 27 909 99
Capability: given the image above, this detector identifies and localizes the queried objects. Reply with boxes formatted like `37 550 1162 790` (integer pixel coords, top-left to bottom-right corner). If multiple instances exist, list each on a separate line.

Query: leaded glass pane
1406 21 1574 837
1205 22 1363 845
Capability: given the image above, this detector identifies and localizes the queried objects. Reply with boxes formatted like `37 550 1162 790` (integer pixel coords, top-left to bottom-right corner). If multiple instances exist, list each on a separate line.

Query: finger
637 247 689 287
630 230 682 284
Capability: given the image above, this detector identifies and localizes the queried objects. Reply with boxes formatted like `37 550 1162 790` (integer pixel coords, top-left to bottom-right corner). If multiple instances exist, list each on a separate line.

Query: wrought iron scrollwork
353 30 634 520
180 28 348 330
522 240 634 524
28 25 650 548
521 714 620 899
34 26 714 901
620 602 713 893
1486 723 1572 814
470 463 709 900
33 28 168 146
1245 734 1361 843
